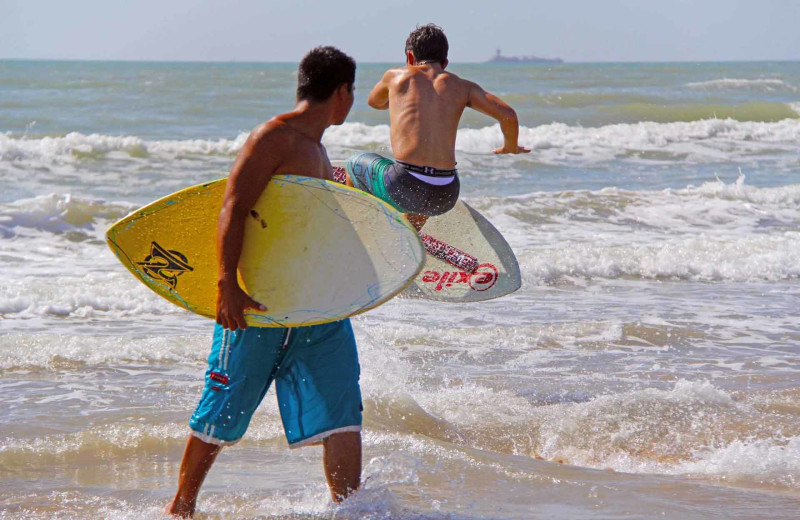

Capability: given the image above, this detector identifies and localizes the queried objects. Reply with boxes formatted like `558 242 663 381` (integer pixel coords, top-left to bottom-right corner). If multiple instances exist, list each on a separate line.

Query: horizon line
2 57 799 65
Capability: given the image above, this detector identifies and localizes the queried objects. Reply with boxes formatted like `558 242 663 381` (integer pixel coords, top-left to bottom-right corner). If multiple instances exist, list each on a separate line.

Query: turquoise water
3 61 799 135
1 60 799 519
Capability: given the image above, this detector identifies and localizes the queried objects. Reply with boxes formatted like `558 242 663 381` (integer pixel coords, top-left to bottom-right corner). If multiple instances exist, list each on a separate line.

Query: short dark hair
296 46 356 102
405 24 448 65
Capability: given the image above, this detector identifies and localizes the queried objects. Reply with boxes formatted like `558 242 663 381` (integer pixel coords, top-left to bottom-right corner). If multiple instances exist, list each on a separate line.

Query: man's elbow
368 98 389 110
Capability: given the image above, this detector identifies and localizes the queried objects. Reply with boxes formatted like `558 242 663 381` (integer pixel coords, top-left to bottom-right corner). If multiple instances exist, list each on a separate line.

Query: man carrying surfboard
343 24 530 230
167 46 362 517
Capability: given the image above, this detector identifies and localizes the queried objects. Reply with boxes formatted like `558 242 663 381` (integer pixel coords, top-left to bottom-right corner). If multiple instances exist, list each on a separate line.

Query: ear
442 58 449 70
333 84 350 106
406 50 415 65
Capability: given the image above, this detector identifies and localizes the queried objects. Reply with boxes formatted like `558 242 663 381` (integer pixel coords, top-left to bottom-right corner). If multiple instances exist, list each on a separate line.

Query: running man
167 47 361 518
344 24 530 230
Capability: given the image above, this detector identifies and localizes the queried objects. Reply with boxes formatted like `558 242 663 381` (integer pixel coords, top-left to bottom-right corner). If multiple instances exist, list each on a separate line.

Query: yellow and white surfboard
106 175 425 327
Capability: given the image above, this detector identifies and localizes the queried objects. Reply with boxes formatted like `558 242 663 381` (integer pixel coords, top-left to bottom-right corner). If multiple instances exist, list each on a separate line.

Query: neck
287 100 332 141
412 60 443 71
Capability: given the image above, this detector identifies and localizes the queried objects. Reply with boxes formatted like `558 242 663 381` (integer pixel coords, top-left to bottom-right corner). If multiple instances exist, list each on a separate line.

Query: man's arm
216 124 283 330
367 70 392 110
466 82 531 154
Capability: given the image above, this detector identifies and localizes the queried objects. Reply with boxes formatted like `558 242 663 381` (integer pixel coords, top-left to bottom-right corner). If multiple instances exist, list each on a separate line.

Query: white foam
690 174 800 206
471 175 800 282
0 131 249 163
0 272 182 321
4 116 800 168
532 381 738 468
0 193 133 234
322 121 391 148
0 333 209 370
519 231 800 282
685 78 798 92
484 177 800 240
678 435 800 487
0 126 368 165
406 375 792 491
503 118 800 166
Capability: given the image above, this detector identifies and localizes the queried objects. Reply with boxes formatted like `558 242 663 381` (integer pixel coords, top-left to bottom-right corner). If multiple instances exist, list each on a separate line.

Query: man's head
405 24 448 67
297 46 355 124
297 46 356 102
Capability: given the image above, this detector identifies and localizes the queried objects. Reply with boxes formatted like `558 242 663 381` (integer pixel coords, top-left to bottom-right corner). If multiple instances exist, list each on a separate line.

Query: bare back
368 56 527 172
383 66 471 170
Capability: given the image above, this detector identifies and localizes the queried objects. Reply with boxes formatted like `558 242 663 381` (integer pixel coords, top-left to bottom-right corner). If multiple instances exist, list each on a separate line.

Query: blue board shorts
189 319 362 448
346 152 460 216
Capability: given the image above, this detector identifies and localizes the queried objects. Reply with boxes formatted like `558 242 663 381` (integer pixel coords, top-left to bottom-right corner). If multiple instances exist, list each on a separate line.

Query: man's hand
493 144 531 154
215 280 266 331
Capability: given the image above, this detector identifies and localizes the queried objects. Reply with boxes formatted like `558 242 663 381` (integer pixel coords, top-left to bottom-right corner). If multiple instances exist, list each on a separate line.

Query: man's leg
404 213 428 231
166 435 222 518
344 153 396 203
278 320 363 501
323 431 362 502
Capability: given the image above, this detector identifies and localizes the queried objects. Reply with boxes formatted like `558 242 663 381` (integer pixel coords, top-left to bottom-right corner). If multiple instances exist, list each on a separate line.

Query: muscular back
381 66 472 170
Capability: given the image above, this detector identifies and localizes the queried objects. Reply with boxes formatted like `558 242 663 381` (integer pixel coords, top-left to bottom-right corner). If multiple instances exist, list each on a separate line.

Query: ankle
166 494 196 518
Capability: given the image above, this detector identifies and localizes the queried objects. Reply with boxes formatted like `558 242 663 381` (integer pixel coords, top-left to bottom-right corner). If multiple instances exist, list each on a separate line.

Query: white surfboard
404 200 521 302
332 161 521 302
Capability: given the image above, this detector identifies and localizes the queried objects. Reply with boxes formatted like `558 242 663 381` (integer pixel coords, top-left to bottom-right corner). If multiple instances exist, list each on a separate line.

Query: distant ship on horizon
487 49 563 64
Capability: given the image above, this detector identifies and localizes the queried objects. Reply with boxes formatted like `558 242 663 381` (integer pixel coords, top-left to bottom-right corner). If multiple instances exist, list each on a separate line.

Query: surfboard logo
469 263 499 291
137 242 194 288
421 263 498 292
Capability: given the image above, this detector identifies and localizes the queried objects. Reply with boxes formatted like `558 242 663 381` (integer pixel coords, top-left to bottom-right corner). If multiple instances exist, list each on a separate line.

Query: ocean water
1 60 800 519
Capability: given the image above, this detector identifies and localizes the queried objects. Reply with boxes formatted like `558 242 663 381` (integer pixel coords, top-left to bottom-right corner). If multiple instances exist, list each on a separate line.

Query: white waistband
407 170 456 186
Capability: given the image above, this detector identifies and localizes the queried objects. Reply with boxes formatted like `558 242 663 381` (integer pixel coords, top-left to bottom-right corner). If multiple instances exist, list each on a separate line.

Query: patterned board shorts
345 152 459 216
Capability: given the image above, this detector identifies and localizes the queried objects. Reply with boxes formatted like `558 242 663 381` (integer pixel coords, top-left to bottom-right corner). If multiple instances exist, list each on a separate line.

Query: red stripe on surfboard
419 233 479 273
332 166 347 184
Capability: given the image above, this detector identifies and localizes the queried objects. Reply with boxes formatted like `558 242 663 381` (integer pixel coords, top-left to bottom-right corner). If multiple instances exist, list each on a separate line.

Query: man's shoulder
248 117 295 148
444 73 482 97
440 71 471 87
383 67 409 82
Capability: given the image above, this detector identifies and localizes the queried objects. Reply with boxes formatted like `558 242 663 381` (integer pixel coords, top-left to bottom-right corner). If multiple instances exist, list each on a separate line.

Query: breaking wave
3 115 799 168
685 77 798 92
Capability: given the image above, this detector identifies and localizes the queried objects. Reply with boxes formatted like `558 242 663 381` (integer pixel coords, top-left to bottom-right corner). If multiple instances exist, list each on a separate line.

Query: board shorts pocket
189 370 251 444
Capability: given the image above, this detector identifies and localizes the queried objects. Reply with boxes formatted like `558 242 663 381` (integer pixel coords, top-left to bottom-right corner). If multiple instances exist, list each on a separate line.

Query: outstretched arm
367 70 392 110
467 82 530 154
215 124 283 330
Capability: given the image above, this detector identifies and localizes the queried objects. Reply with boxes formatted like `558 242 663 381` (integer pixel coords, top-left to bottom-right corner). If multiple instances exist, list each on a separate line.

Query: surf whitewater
3 116 800 163
1 60 800 519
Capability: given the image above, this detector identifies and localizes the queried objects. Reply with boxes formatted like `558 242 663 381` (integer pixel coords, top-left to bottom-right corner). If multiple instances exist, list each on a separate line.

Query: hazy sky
2 0 798 63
